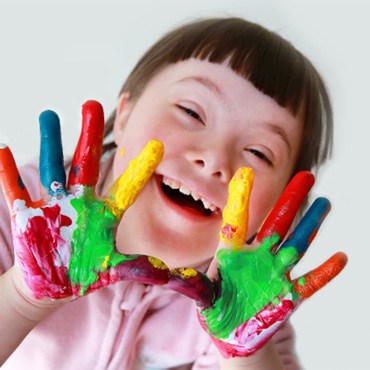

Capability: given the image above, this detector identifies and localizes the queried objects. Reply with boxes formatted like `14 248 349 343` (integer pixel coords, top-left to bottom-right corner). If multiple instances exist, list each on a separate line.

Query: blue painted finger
39 110 66 196
278 197 331 267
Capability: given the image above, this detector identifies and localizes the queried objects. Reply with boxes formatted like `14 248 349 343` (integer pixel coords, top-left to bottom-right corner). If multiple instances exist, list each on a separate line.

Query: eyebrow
176 76 223 97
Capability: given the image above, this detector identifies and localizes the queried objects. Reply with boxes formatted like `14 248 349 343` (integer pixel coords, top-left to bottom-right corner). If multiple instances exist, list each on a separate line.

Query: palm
0 101 169 299
169 168 347 358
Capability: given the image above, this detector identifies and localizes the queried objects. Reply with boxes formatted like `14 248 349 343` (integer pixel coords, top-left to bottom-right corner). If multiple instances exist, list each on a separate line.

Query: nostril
194 159 205 168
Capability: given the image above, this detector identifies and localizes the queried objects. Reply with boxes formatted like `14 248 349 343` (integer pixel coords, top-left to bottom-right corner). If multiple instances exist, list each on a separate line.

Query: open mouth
161 176 219 216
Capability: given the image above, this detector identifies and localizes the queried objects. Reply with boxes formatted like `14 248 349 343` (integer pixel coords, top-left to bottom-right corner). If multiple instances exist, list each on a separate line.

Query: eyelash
177 105 204 124
248 149 273 166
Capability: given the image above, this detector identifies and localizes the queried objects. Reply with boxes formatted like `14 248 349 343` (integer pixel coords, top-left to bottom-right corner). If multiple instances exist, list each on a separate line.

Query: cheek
247 183 284 236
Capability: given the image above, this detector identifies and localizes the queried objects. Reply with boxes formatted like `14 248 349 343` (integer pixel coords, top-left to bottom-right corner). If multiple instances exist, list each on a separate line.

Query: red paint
220 224 238 241
15 203 72 299
198 298 295 358
0 146 32 209
257 171 314 243
68 100 105 187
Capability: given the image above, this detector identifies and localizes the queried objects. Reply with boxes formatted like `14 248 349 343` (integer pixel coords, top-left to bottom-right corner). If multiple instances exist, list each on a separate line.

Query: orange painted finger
0 144 31 210
293 252 348 299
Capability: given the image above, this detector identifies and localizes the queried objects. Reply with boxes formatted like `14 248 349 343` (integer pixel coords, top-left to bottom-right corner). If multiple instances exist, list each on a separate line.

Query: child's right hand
168 168 347 360
0 100 169 302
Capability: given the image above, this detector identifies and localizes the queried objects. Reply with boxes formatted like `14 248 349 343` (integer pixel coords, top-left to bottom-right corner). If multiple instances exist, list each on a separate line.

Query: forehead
148 59 301 122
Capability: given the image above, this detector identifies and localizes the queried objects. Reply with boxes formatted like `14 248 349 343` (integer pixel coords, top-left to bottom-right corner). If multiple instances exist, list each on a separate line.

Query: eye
177 105 204 124
247 148 273 166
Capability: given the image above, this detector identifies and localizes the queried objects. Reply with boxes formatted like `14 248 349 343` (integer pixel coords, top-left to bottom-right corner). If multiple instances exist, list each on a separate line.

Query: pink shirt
0 158 302 370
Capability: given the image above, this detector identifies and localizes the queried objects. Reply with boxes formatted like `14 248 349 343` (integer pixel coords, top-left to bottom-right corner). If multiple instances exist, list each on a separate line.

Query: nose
186 143 234 183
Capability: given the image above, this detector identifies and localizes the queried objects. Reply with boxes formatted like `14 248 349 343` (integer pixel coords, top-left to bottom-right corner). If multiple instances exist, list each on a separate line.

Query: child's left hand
168 168 347 358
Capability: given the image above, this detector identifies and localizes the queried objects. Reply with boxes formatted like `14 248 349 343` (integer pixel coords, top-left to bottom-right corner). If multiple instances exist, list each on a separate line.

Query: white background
0 1 368 369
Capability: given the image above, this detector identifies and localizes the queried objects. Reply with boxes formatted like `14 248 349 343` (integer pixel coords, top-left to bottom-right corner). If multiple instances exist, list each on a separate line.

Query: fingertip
294 171 315 186
82 100 104 121
39 109 60 128
146 139 165 159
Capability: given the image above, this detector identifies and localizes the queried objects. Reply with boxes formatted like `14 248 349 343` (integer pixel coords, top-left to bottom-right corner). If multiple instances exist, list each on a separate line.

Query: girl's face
105 59 303 268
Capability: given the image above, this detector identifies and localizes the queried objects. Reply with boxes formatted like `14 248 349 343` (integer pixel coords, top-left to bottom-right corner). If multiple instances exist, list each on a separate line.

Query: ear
113 92 132 145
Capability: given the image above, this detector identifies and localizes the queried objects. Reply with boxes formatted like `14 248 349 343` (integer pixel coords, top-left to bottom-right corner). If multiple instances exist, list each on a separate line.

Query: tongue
162 185 212 216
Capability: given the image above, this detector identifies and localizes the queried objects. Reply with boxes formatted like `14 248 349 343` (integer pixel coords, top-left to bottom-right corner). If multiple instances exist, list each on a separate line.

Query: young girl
0 17 346 369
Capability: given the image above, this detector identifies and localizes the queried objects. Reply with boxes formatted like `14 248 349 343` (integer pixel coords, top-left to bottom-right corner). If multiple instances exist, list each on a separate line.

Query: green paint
69 187 138 295
297 277 306 286
201 233 299 339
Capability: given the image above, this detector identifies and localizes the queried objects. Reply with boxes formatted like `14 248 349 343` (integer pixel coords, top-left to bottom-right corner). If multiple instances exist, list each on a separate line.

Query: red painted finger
0 145 32 210
68 100 105 187
256 171 315 245
293 252 348 300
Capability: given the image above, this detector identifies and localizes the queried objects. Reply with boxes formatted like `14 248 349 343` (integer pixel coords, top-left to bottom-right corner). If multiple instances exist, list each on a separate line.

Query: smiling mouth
161 176 220 216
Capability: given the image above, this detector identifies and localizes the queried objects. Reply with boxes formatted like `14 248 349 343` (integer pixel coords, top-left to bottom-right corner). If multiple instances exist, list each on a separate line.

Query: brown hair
103 17 332 174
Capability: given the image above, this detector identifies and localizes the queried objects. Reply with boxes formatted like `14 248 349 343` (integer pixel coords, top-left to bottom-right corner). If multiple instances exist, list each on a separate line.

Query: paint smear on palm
202 236 299 339
69 187 139 295
219 167 253 247
108 140 164 218
68 140 164 295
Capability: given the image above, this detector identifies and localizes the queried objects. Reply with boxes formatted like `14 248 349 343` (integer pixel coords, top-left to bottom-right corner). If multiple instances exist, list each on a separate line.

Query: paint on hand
220 168 253 247
202 233 299 339
107 140 164 218
69 187 139 295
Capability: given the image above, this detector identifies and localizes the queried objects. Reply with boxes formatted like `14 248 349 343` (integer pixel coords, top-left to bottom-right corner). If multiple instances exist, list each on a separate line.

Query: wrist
218 340 284 370
5 266 69 323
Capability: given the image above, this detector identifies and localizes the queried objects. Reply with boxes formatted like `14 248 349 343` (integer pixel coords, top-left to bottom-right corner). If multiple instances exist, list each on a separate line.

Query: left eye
177 105 204 123
248 149 272 166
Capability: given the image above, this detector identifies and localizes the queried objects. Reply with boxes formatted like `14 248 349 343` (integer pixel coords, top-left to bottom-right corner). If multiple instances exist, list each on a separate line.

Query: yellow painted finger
107 140 164 218
219 167 254 248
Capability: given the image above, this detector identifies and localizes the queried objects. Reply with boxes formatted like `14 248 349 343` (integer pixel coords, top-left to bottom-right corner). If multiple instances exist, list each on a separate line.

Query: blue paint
279 197 330 258
39 110 66 195
17 175 25 190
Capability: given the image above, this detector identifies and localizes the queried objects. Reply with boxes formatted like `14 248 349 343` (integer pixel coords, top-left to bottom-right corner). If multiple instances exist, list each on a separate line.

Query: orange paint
0 145 32 209
294 252 347 299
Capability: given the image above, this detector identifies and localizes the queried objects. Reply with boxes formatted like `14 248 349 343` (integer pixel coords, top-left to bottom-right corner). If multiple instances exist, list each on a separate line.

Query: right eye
177 105 204 124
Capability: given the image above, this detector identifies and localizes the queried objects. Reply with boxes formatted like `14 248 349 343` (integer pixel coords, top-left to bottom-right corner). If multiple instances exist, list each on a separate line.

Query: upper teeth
163 177 218 212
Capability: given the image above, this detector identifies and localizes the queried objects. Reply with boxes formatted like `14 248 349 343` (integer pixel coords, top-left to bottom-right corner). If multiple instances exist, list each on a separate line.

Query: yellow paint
219 167 254 247
108 140 164 218
148 256 168 270
120 148 125 157
178 268 198 278
102 255 110 269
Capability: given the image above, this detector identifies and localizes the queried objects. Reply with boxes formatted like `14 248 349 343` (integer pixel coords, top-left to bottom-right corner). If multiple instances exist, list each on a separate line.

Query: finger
278 197 331 267
106 140 164 218
256 171 315 246
39 110 66 196
68 100 105 187
80 255 170 296
0 144 32 210
293 252 347 299
219 167 254 248
168 268 215 309
208 168 253 279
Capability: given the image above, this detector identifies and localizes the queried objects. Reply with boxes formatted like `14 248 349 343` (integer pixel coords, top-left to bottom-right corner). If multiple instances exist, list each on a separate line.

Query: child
0 17 346 369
